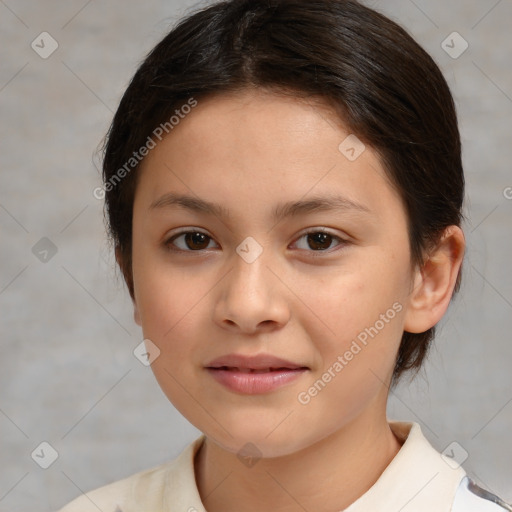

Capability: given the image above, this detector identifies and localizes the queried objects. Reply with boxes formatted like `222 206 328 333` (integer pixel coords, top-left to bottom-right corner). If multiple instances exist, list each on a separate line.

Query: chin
201 418 318 460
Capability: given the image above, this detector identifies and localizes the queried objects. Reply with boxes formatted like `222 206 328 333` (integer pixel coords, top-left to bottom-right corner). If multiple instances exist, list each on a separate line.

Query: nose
213 247 291 334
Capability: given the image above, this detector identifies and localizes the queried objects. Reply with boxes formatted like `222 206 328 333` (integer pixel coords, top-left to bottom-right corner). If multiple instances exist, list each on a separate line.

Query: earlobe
404 226 465 334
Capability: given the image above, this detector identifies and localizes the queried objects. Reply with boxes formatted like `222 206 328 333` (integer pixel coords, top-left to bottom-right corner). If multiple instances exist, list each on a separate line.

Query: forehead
134 89 403 224
161 89 347 157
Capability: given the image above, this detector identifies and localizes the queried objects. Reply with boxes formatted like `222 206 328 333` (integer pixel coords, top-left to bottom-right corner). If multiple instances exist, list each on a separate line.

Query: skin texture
126 89 465 512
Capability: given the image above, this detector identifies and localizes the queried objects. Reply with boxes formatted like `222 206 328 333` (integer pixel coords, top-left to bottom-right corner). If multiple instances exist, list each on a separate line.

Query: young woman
58 0 511 510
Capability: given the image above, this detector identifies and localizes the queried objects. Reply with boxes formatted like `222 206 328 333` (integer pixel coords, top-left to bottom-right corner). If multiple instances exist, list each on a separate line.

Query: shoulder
56 461 171 512
452 476 512 512
56 434 205 512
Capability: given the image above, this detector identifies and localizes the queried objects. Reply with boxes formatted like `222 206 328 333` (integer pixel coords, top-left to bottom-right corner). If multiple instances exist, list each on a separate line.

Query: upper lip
206 353 308 371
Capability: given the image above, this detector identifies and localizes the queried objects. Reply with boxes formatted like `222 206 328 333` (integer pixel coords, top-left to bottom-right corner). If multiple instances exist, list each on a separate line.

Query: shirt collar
343 421 466 511
162 421 466 512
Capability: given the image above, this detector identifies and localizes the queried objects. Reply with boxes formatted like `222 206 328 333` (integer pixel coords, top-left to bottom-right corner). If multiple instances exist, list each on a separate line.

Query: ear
404 226 465 333
115 246 141 326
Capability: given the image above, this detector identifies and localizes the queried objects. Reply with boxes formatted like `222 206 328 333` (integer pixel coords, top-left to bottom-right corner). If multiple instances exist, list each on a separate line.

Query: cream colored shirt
57 421 510 512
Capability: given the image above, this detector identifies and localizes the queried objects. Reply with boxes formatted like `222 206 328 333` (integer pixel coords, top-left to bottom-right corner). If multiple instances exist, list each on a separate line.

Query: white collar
343 421 466 511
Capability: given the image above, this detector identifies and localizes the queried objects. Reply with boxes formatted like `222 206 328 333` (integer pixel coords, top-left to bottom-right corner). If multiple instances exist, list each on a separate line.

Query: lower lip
206 368 308 394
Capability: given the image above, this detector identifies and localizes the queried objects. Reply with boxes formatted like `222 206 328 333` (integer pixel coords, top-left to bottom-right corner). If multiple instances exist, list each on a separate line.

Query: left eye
164 229 344 253
293 230 343 252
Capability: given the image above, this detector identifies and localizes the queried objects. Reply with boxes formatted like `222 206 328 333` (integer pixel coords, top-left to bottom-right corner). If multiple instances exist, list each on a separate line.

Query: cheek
302 255 407 342
134 267 203 344
130 235 203 359
132 265 208 412
296 278 405 427
299 257 408 407
132 225 195 324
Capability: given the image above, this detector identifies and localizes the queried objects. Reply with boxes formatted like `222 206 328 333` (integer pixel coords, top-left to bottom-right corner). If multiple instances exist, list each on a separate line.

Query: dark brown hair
101 0 464 387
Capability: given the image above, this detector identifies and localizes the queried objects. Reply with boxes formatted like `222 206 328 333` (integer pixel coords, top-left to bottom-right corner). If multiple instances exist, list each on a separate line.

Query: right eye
164 230 219 252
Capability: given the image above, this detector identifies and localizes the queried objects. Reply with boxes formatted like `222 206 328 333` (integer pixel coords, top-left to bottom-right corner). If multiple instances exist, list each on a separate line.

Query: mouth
208 366 307 373
205 354 309 394
205 353 308 372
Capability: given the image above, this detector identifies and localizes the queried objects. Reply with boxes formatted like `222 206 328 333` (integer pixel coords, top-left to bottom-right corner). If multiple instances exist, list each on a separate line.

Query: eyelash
163 228 348 256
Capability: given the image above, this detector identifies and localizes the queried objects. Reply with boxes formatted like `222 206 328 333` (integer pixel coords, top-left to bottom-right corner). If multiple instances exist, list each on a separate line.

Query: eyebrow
149 192 371 221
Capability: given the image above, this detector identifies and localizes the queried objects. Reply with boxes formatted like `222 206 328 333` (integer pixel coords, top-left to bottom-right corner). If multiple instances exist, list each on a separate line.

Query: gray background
1 0 511 510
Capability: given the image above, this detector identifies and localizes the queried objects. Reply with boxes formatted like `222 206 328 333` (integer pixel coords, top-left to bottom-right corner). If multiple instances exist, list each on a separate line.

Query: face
130 89 415 457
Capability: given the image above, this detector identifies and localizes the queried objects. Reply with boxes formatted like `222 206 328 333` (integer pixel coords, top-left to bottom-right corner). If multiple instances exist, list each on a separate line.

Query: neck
194 408 403 512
